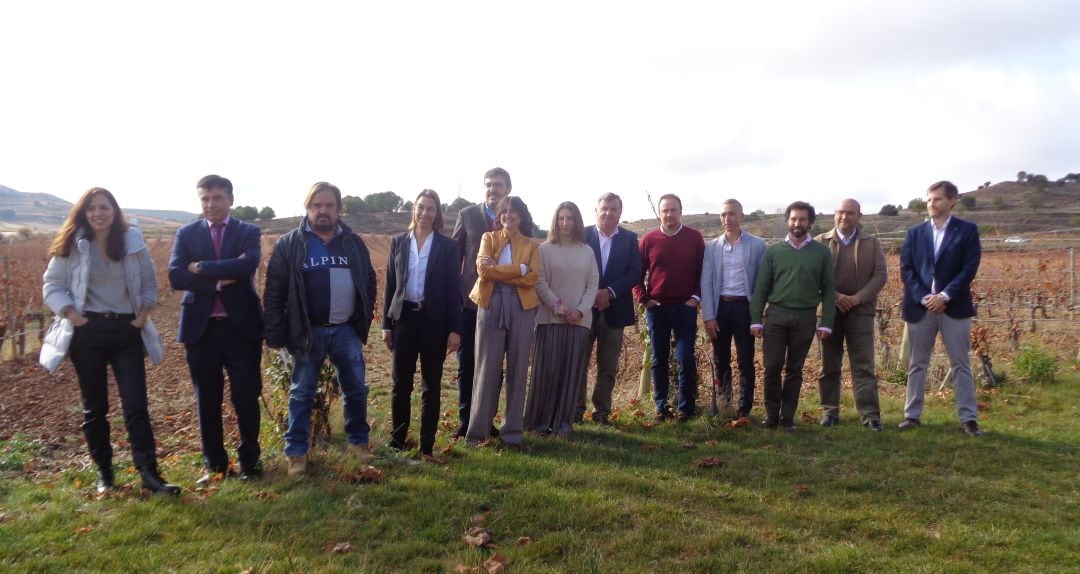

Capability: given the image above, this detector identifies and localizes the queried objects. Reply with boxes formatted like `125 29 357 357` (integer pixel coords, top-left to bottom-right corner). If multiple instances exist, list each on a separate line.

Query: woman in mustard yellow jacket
465 196 540 447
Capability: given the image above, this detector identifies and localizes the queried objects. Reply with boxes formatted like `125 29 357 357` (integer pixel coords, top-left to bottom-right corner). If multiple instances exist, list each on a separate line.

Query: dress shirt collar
660 223 684 237
206 215 231 229
785 233 813 249
597 225 619 239
836 228 857 245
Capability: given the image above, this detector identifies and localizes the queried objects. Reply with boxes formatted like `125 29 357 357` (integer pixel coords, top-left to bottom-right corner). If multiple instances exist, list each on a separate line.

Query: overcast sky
2 1 1078 224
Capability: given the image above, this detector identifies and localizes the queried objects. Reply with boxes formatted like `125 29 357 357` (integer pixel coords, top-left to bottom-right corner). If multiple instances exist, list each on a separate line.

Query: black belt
403 300 424 312
84 311 136 320
718 296 749 303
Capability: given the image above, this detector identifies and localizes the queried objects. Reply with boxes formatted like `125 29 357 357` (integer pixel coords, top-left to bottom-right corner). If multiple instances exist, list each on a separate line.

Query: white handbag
38 316 74 373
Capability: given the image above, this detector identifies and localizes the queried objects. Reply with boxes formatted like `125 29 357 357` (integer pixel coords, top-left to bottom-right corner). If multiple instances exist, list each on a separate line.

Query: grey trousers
576 311 625 420
818 311 881 423
466 285 537 444
904 312 977 423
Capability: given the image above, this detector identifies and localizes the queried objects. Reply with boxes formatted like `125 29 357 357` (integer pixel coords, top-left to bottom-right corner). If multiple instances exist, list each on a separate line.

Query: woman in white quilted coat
41 187 179 496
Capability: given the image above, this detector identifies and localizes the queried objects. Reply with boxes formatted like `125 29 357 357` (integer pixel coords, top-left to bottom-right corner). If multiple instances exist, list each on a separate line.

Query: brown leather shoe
287 454 308 477
898 418 920 431
346 443 376 464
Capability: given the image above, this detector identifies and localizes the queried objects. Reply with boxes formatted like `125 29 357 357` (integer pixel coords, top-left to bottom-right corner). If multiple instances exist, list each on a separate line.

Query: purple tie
210 223 227 317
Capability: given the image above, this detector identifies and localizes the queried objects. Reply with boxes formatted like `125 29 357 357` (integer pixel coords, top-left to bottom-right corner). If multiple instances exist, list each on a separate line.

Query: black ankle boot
96 465 115 494
139 466 181 496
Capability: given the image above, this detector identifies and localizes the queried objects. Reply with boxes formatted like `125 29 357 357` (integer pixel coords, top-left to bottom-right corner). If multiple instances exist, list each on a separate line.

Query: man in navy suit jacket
168 175 265 482
899 180 983 436
576 193 642 425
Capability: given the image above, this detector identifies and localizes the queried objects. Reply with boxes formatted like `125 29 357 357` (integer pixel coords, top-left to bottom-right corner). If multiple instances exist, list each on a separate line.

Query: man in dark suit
168 174 265 483
381 189 462 460
899 180 983 436
576 193 641 425
450 167 510 437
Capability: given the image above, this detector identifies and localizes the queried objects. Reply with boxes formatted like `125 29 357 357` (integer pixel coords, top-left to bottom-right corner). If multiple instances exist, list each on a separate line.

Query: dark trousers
711 299 756 416
761 306 817 423
818 310 881 422
455 307 478 427
68 317 156 470
646 303 698 415
391 308 446 455
184 318 262 470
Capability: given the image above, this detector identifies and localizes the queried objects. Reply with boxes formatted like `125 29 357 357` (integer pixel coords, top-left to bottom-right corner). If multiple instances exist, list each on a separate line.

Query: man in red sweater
633 194 706 421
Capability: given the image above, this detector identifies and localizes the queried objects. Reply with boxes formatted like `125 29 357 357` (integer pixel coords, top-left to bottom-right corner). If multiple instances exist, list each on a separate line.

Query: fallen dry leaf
326 542 353 554
693 456 725 469
454 566 476 574
483 553 510 574
642 444 661 451
74 526 93 535
343 466 384 484
724 417 751 429
801 412 817 423
515 536 533 546
463 527 493 548
470 514 487 528
681 442 696 449
794 484 810 497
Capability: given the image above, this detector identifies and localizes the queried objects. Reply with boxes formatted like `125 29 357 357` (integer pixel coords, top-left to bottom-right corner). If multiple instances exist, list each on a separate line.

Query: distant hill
621 180 1080 247
0 185 198 231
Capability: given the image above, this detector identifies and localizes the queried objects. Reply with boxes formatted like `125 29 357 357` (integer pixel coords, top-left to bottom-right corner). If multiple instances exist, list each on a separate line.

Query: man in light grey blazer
701 199 767 420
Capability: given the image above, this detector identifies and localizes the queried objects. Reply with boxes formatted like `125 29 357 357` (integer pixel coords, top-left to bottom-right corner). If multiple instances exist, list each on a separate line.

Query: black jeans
455 307 478 427
711 299 756 416
184 319 262 470
68 316 156 469
391 307 447 455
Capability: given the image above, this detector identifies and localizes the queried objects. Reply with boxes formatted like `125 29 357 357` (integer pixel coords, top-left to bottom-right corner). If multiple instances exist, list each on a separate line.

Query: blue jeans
284 325 370 457
646 303 698 415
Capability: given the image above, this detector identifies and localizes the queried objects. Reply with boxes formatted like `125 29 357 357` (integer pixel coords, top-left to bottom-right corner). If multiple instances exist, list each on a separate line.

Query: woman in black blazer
381 189 463 461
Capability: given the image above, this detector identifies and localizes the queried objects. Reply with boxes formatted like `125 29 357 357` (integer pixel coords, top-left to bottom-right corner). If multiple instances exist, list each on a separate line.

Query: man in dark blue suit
576 193 642 425
899 180 983 436
168 175 265 482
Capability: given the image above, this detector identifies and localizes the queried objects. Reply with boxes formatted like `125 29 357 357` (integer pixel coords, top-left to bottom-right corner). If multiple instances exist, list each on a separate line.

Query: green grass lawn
2 373 1078 573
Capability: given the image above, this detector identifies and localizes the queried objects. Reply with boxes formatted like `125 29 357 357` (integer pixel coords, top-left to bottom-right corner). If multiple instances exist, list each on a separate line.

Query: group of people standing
40 168 983 495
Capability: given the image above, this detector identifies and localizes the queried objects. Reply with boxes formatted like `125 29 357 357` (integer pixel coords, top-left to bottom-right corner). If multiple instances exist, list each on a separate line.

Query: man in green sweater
750 201 835 432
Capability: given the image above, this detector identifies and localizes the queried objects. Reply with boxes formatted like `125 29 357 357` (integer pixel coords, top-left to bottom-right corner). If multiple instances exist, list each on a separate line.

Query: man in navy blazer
168 175 265 482
899 180 983 436
576 193 642 425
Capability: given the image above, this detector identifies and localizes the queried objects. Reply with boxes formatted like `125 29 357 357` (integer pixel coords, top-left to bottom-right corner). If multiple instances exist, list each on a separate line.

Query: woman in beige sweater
524 202 599 436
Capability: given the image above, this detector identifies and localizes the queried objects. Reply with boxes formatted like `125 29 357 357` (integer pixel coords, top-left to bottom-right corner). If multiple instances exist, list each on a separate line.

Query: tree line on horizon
228 191 476 222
